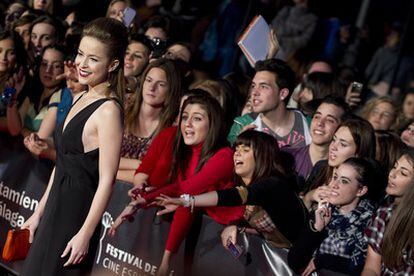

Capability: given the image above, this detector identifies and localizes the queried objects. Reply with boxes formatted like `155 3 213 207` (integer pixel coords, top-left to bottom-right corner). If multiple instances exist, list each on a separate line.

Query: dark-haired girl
362 150 414 275
7 44 65 137
288 158 376 275
110 93 244 275
303 117 377 208
156 130 307 255
0 30 27 132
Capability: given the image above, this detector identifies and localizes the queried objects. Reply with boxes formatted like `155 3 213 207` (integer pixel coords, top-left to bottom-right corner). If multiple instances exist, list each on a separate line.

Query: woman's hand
6 67 26 98
301 258 316 276
61 231 90 267
108 198 145 236
24 133 48 156
21 213 41 243
56 60 78 82
314 202 332 232
128 183 155 200
221 225 238 249
311 186 335 203
155 194 185 216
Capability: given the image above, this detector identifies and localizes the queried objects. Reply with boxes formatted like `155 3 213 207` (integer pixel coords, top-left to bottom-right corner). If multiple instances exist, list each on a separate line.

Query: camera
150 37 167 58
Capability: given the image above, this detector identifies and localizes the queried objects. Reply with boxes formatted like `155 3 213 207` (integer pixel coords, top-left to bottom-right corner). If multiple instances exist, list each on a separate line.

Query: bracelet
190 196 195 213
180 194 191 207
180 194 196 212
237 226 246 233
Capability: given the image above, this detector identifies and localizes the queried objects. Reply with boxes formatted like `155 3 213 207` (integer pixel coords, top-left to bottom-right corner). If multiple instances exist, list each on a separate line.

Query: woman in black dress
21 18 127 275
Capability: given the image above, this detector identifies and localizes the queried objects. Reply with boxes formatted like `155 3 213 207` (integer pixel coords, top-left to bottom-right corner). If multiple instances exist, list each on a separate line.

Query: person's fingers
108 227 116 237
73 252 86 265
242 124 256 132
145 186 156 192
29 229 34 243
55 73 67 80
63 250 76 267
61 242 71 258
349 97 361 103
156 207 173 216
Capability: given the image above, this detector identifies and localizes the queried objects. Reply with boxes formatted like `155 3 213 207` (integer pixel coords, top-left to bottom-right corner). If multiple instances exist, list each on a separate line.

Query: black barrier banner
0 134 52 274
0 134 297 276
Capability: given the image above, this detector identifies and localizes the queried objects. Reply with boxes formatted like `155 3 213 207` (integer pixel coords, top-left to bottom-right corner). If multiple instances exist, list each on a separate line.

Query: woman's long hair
307 117 376 192
124 58 182 134
170 93 226 181
382 149 414 268
0 30 27 77
234 130 288 186
82 18 128 102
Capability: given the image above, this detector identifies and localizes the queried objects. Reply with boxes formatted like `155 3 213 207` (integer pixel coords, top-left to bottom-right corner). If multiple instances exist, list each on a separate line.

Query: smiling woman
303 117 377 209
288 158 377 275
20 17 128 275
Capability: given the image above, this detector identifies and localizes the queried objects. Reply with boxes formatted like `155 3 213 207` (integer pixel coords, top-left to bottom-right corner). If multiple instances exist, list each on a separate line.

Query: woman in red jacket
110 93 244 275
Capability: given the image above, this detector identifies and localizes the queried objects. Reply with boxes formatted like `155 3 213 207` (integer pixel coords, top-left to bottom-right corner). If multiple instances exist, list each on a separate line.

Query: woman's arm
118 157 141 170
116 169 139 184
361 246 382 276
5 71 28 136
143 148 234 201
116 158 141 182
62 101 122 266
6 99 25 136
22 167 56 242
0 117 8 132
37 106 57 139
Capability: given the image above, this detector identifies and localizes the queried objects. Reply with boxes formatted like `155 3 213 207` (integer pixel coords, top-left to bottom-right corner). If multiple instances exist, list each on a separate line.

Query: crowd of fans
0 0 413 275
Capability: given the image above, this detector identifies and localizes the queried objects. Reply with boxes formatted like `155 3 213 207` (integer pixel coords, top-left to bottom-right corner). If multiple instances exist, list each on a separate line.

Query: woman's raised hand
108 198 145 237
56 60 78 81
312 186 335 203
313 201 332 232
6 67 26 98
155 194 185 216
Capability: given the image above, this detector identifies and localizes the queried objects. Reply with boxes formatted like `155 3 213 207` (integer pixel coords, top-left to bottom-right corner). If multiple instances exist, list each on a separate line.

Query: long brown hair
170 93 226 181
124 58 182 134
382 149 414 268
234 130 287 185
82 18 128 102
307 117 376 191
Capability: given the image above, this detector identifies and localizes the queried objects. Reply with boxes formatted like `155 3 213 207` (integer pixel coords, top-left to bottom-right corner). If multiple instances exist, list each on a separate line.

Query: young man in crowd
228 58 311 148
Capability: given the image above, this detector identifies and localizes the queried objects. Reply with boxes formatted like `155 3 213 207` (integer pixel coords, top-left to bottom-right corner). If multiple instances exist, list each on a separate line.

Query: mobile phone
317 201 330 210
351 81 363 94
1 86 17 106
122 7 136 27
227 238 244 258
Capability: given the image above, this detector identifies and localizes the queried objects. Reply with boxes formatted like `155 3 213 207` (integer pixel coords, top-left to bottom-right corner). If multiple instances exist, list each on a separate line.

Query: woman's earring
106 81 111 88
